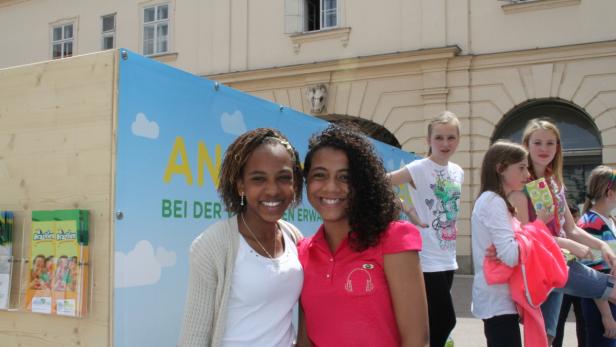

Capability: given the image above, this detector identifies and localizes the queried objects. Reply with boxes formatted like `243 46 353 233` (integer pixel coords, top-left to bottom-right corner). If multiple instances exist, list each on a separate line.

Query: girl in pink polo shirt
297 125 428 347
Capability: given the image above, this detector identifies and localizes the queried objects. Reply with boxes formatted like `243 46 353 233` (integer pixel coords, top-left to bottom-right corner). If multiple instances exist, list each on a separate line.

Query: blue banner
113 49 419 346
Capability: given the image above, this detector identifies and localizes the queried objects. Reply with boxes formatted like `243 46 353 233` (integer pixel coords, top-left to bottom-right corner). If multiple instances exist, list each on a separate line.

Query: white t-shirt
405 158 463 272
221 230 303 347
471 191 520 319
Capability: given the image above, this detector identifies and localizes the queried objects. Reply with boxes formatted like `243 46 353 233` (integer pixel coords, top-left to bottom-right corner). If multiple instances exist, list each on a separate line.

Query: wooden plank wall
0 50 116 346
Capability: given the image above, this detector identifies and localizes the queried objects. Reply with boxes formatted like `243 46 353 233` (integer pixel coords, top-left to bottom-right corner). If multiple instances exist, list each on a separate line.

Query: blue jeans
542 261 614 337
542 291 564 338
560 261 614 299
581 297 616 347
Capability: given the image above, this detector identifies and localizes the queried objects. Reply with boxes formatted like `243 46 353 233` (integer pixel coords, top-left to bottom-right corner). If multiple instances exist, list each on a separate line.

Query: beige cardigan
178 215 302 347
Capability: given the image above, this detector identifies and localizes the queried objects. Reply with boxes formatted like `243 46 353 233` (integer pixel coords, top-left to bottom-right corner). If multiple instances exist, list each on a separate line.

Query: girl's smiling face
527 129 559 169
306 147 350 226
237 143 296 225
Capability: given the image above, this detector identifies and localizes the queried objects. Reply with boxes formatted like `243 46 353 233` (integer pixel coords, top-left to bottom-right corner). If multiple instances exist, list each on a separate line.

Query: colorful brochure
25 210 89 316
525 177 554 215
25 211 55 314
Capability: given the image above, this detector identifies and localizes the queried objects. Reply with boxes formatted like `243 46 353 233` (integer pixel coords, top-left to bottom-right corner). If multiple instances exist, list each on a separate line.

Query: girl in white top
471 140 530 347
179 128 304 347
388 111 463 347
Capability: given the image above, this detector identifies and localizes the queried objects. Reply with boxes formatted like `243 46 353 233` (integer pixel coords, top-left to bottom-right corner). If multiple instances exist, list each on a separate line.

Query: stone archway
317 113 402 148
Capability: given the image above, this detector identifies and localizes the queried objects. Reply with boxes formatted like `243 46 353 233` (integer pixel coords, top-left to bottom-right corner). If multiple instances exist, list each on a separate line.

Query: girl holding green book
508 119 616 344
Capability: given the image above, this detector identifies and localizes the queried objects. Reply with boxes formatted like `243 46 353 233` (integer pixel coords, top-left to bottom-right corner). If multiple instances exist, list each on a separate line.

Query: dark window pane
158 5 168 20
52 44 62 58
64 24 73 39
306 0 319 31
144 7 155 22
103 36 114 50
324 0 336 11
53 27 62 41
64 42 73 57
102 15 115 32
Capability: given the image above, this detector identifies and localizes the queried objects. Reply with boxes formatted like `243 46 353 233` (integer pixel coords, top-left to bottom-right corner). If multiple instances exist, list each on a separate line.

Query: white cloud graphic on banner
115 240 176 288
221 110 247 135
132 112 160 139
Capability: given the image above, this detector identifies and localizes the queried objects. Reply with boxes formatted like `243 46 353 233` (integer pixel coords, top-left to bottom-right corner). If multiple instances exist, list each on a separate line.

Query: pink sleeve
381 221 422 254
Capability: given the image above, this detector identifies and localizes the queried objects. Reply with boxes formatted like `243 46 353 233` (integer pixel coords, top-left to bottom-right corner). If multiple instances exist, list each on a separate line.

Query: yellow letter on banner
163 136 193 185
197 141 222 188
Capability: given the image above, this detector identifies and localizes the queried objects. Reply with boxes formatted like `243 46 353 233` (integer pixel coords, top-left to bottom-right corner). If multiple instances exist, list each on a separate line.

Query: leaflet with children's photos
52 210 89 317
25 210 89 317
25 211 55 314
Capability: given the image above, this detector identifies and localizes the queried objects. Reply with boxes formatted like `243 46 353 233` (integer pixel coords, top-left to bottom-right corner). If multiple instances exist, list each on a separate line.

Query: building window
143 4 169 56
102 14 116 50
51 23 74 59
305 0 337 31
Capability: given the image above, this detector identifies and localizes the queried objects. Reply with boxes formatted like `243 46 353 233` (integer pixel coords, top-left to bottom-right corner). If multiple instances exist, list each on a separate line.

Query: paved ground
449 274 579 347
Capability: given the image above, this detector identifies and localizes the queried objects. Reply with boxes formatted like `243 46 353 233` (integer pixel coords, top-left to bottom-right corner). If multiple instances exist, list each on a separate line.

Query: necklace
240 213 279 259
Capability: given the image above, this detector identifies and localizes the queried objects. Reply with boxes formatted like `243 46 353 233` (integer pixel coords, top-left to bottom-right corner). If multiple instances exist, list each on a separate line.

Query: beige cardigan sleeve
178 231 220 347
178 217 239 347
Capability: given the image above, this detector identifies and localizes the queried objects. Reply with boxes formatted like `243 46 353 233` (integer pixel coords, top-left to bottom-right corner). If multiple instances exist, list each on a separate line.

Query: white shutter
284 0 303 34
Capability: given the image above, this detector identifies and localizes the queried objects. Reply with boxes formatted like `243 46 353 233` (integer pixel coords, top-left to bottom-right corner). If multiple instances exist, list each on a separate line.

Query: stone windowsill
502 0 581 14
147 51 179 62
289 27 351 53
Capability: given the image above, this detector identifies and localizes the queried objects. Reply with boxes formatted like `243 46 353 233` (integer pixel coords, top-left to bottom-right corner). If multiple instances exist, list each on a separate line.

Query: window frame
320 0 337 30
101 13 116 50
303 0 338 32
142 3 170 56
50 22 75 60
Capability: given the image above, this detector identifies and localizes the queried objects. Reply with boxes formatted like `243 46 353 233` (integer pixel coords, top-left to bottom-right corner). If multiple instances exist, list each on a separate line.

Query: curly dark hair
218 128 303 215
304 124 400 251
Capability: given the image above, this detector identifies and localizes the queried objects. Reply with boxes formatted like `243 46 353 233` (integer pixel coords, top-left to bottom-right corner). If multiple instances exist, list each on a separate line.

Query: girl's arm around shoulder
296 305 312 347
384 250 429 347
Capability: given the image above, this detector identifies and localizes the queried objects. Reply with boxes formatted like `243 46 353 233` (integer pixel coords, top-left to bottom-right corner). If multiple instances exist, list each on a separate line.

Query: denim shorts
558 260 614 300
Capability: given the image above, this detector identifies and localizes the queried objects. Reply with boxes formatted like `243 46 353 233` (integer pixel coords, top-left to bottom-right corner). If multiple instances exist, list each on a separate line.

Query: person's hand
568 241 594 260
600 243 616 272
603 314 616 339
485 244 498 261
536 207 554 225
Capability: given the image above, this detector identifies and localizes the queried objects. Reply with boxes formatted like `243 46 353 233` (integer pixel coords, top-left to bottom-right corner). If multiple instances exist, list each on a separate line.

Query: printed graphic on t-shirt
344 267 374 295
426 169 461 250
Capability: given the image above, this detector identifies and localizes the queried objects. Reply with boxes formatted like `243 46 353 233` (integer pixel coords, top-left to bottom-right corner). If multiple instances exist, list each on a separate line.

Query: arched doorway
492 99 602 206
318 114 402 148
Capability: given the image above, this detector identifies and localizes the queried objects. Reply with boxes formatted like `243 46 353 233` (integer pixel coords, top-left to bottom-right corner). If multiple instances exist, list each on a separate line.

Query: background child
471 140 528 347
508 118 616 344
388 111 463 347
553 203 586 347
577 165 616 346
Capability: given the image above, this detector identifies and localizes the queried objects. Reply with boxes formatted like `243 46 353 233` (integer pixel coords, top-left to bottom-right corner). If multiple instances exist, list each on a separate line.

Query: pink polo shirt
298 221 422 347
